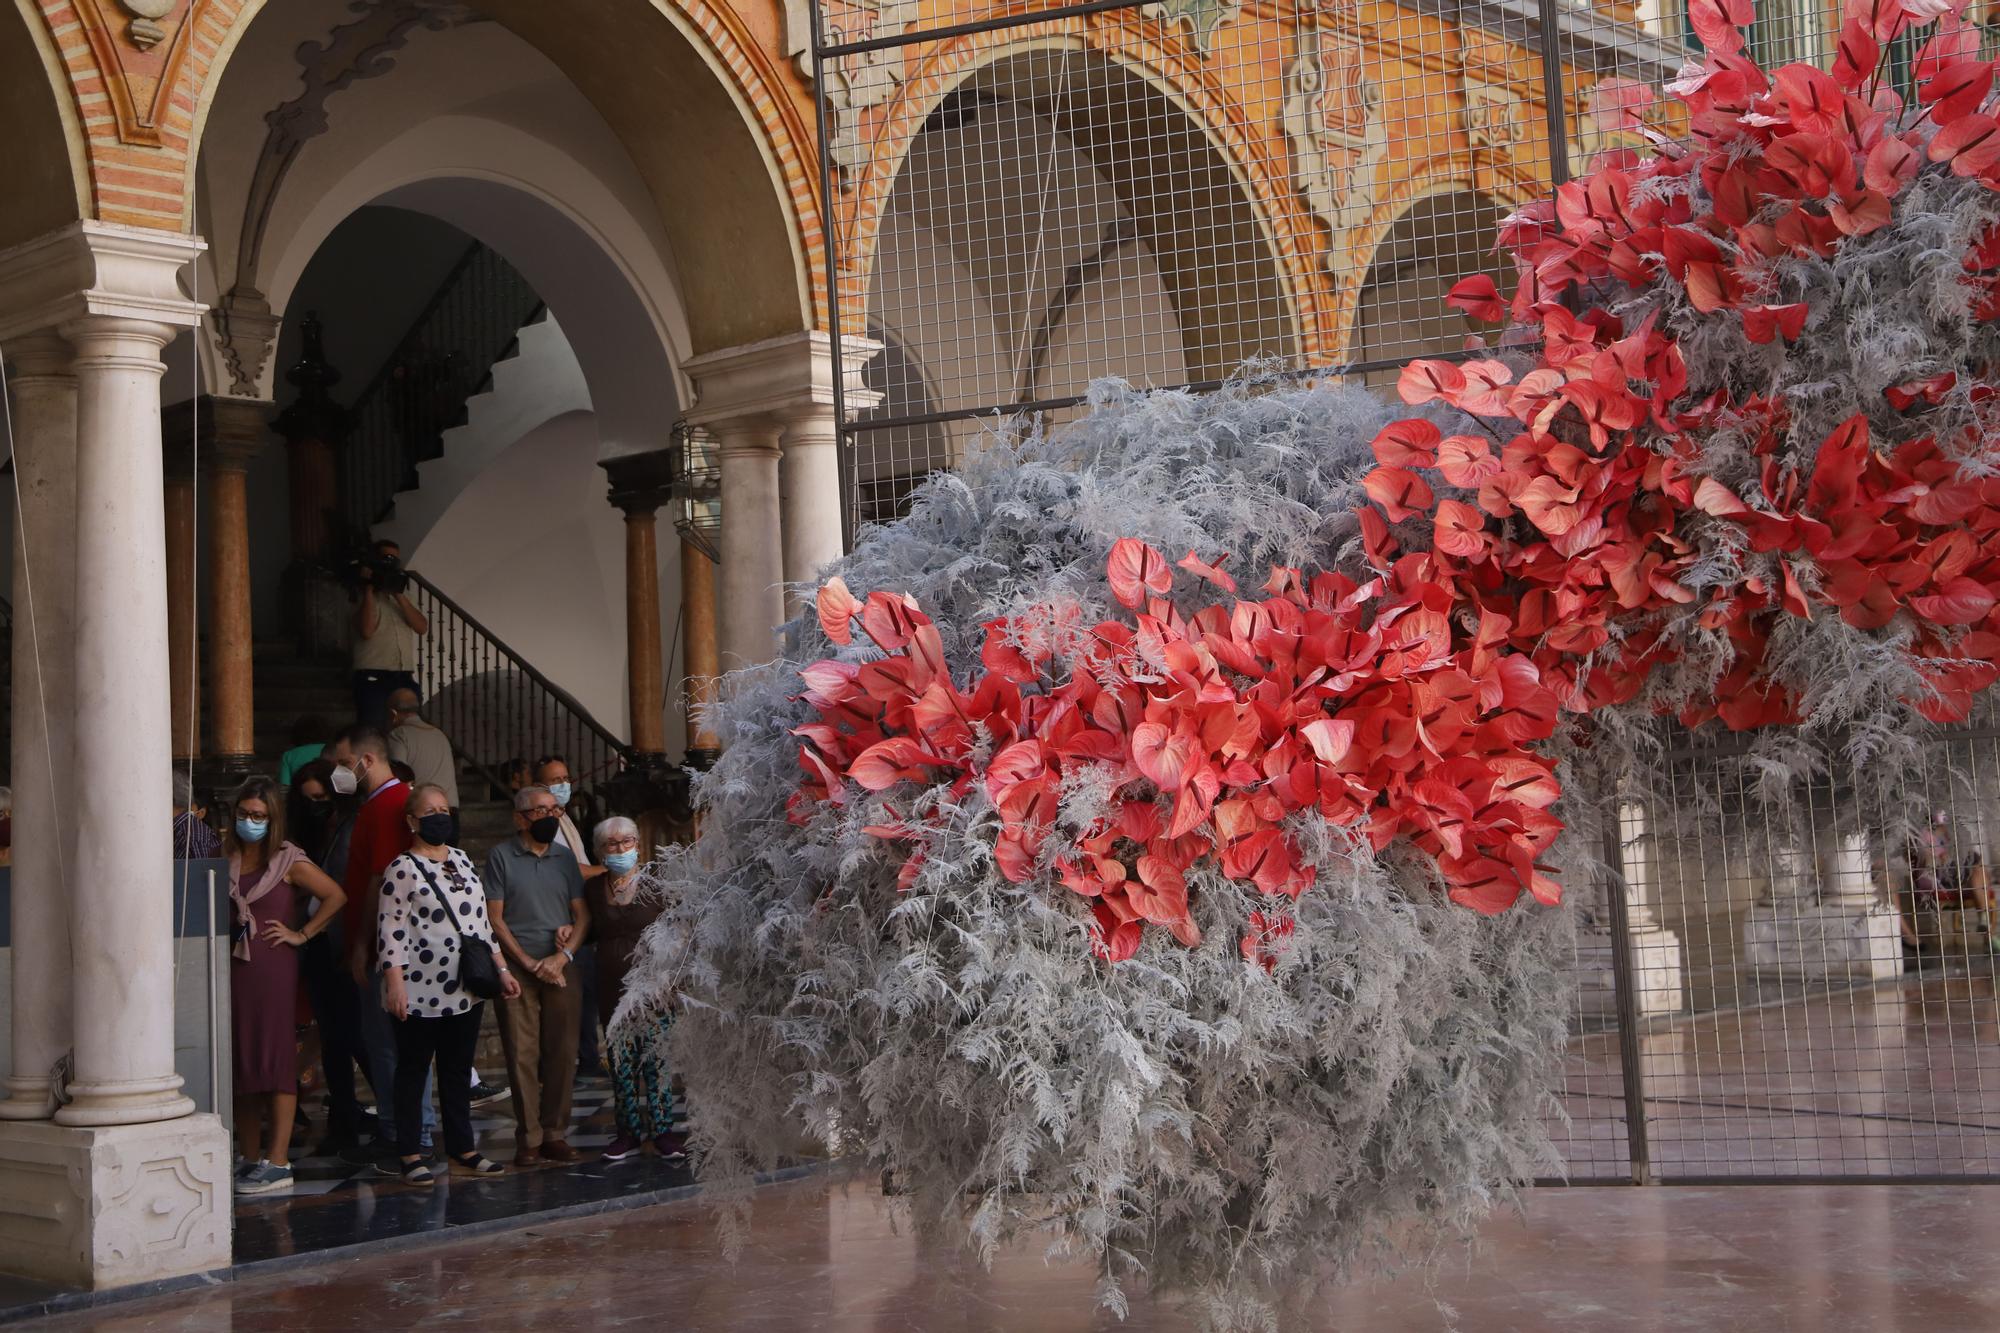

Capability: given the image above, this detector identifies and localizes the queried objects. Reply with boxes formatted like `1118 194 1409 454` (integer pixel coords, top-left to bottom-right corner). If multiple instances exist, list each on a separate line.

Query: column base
1576 926 1685 1018
0 1114 231 1289
55 1074 195 1128
0 1076 59 1122
1742 901 1902 982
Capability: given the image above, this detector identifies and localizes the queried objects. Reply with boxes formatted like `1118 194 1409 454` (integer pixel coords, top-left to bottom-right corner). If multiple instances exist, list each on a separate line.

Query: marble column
681 538 720 767
0 333 78 1122
204 398 269 771
778 404 845 613
1578 800 1685 1019
55 311 196 1127
715 418 786 672
0 223 229 1291
603 453 676 760
1742 828 1901 982
160 417 200 762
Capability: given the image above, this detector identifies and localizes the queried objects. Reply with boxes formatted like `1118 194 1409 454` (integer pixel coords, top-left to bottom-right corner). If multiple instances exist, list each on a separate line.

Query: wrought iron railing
340 242 544 530
402 569 633 823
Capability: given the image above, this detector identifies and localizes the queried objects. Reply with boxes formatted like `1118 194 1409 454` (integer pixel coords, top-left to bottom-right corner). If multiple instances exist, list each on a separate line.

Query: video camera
343 546 408 596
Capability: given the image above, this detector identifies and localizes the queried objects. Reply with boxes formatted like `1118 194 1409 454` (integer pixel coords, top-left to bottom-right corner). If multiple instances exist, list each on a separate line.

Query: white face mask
330 764 359 796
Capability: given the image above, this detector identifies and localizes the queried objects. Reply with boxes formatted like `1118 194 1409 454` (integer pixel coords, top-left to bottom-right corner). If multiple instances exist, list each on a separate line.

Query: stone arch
0 1 88 250
1335 163 1527 367
181 0 821 354
842 24 1313 382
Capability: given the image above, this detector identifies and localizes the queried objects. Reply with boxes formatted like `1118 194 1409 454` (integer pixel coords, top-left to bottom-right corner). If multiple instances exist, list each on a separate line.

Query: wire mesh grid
812 1 2000 1183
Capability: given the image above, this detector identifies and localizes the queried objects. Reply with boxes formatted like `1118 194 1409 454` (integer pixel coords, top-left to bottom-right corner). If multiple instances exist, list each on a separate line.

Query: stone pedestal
0 1116 231 1289
1576 927 1686 1018
1742 833 1902 982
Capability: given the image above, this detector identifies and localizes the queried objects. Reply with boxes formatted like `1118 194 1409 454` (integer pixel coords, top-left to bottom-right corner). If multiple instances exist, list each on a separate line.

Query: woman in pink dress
227 775 346 1196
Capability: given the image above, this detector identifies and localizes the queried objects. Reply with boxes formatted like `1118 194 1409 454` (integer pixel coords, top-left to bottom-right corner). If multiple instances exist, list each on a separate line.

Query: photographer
351 538 428 729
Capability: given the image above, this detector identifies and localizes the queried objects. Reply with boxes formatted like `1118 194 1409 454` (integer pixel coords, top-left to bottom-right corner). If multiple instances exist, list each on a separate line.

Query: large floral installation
623 1 2000 1326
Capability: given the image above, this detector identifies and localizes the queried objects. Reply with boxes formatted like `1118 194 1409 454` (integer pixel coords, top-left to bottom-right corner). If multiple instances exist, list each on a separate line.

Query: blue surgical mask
604 849 639 875
235 817 269 844
547 782 573 807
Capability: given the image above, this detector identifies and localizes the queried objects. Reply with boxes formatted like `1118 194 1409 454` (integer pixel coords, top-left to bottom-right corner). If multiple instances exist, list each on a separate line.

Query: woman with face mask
226 775 347 1196
377 783 521 1183
585 817 686 1163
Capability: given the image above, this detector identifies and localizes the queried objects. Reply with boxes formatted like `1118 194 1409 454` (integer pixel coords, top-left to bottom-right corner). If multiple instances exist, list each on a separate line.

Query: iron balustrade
340 242 544 533
402 568 634 827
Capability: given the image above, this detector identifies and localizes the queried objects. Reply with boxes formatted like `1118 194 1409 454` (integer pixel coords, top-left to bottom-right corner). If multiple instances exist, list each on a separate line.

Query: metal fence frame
805 0 2000 1186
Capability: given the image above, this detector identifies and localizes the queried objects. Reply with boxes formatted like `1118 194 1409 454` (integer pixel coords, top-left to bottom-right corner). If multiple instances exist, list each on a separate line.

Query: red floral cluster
792 0 2000 961
794 544 1565 961
1413 0 2000 730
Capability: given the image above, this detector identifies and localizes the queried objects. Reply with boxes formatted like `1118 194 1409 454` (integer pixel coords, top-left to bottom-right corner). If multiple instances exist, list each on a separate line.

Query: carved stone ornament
118 0 175 49
1142 0 1247 55
214 286 284 397
1281 26 1388 250
1462 83 1525 153
783 0 919 176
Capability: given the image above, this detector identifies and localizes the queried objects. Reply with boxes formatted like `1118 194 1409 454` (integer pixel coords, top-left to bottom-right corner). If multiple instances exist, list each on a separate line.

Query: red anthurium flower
1445 274 1507 322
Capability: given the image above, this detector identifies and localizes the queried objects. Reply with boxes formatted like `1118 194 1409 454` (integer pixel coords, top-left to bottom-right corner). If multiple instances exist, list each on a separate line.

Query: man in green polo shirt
484 785 589 1166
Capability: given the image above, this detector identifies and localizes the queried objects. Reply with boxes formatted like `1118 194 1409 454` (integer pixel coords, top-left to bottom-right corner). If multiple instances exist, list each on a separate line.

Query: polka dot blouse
376 848 500 1017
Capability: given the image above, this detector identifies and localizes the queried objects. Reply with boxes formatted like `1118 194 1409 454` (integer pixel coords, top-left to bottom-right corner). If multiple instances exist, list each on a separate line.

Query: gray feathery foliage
618 378 1573 1330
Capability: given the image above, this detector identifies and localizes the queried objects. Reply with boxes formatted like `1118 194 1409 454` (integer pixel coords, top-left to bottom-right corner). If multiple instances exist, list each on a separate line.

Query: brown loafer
513 1146 540 1168
539 1138 577 1163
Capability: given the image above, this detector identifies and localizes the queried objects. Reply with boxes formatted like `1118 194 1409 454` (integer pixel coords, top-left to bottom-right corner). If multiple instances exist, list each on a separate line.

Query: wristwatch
560 947 575 962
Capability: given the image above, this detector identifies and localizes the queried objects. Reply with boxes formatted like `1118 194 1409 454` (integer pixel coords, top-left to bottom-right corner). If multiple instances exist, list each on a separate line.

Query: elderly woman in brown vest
583 816 685 1162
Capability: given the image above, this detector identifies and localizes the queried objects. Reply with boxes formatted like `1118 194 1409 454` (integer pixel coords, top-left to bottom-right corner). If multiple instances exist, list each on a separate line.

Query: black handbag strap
407 853 477 941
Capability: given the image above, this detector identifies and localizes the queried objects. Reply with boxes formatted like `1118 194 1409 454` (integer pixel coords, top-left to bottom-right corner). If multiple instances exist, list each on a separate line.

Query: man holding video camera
352 538 429 729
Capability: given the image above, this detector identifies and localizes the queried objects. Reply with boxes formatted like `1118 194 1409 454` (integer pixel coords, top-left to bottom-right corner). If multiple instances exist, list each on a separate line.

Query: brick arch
1329 156 1539 365
18 0 827 346
835 19 1327 366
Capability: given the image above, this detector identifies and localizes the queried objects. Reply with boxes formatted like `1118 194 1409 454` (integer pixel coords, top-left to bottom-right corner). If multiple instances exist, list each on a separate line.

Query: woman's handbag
408 856 505 1001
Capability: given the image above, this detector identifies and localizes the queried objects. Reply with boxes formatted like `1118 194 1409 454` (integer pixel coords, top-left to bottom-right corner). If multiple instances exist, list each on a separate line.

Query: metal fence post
810 0 856 554
1603 815 1653 1185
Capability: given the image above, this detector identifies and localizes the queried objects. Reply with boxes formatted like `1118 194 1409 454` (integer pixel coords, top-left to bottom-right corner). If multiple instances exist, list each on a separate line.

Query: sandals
451 1152 505 1176
399 1160 436 1185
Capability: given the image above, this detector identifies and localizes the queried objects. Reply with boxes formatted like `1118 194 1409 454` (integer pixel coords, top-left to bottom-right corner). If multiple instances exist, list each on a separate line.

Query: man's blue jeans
356 973 435 1149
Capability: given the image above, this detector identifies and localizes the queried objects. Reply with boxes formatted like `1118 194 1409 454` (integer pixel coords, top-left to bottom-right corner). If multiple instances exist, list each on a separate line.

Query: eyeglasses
523 805 559 818
603 837 639 852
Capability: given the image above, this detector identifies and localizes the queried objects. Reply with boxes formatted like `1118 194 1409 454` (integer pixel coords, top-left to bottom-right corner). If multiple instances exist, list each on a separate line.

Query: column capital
160 395 273 475
682 330 883 432
601 449 677 516
0 330 73 381
0 222 205 346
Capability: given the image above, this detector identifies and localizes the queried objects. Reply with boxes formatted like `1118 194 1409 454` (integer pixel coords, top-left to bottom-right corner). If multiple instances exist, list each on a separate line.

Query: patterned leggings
609 1017 677 1139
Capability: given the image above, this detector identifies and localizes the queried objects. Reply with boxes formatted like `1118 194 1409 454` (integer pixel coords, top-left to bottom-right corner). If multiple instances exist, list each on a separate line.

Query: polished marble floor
1557 967 2000 1180
21 1178 2000 1331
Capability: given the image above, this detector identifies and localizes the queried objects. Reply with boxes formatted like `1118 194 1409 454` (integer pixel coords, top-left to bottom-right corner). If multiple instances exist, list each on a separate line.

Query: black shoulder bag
408 855 505 1001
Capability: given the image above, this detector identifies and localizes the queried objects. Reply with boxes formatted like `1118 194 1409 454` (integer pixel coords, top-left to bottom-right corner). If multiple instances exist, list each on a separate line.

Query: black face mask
527 814 561 844
416 812 454 846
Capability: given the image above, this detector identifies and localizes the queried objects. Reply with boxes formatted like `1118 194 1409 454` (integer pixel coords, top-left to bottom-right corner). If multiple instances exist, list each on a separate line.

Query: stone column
1578 800 1685 1019
160 416 200 763
0 222 229 1291
0 333 77 1122
778 403 845 614
603 452 677 760
715 418 786 671
203 398 269 771
56 310 197 1127
681 539 720 767
1742 827 1901 982
683 332 878 677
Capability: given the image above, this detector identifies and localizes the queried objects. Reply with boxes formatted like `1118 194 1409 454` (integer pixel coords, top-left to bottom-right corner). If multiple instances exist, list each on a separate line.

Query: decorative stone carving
219 0 477 394
1462 83 1525 153
117 0 175 50
1143 0 1247 55
1281 26 1388 247
782 0 919 175
0 1115 231 1288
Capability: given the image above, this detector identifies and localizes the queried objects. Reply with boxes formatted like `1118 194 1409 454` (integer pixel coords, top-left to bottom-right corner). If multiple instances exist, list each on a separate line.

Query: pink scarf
229 843 304 962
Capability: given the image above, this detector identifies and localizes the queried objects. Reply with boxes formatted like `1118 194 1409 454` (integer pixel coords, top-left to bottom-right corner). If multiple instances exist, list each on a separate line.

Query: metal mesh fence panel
810 0 2000 1183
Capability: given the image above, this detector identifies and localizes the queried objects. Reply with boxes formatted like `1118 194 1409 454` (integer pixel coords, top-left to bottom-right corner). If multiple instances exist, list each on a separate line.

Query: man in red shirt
335 725 430 1165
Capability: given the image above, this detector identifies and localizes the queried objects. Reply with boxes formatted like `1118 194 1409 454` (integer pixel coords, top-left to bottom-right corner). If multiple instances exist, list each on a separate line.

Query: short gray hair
170 772 193 810
0 785 12 813
593 816 639 857
512 784 553 813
